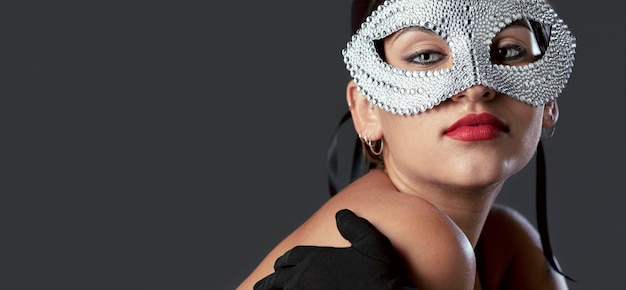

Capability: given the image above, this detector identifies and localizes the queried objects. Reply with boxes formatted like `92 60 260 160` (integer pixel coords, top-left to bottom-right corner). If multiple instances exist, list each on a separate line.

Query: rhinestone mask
342 0 576 115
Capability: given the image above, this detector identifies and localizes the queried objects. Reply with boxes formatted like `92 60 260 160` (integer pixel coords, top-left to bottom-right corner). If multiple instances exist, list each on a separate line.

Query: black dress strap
327 111 353 196
327 111 372 196
536 141 575 282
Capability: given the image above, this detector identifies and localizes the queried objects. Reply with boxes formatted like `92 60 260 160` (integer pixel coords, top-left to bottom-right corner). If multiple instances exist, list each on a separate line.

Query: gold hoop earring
367 137 383 156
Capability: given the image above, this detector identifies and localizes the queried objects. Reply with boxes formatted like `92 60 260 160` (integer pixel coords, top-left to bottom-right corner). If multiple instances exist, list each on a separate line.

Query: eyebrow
389 26 439 44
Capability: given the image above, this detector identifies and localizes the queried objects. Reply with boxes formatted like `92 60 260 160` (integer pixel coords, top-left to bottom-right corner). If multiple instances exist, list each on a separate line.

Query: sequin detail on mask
342 0 576 115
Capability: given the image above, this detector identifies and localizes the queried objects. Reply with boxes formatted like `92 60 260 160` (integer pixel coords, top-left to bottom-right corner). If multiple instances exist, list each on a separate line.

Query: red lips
444 113 508 141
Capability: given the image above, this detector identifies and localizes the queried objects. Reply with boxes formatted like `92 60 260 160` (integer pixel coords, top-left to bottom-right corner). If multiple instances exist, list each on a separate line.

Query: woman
238 0 576 288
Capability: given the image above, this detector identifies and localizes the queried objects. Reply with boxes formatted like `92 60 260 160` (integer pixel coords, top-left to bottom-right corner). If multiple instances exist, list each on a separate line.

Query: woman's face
378 22 547 190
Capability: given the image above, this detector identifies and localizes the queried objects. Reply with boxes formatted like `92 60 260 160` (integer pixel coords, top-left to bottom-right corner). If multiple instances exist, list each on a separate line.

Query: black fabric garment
253 209 415 290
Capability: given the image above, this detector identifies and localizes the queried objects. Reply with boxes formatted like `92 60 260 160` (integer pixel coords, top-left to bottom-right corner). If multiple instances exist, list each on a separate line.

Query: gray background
0 0 624 289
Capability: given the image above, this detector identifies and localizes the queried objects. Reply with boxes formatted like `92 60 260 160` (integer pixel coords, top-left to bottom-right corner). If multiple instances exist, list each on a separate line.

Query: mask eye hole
376 26 453 71
490 18 551 66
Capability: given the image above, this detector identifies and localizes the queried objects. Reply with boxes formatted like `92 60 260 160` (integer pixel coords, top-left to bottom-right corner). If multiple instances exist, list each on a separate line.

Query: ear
542 100 559 128
346 80 383 140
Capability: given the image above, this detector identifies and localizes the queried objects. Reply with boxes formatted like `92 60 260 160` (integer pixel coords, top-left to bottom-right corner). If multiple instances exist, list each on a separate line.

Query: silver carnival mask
342 0 576 115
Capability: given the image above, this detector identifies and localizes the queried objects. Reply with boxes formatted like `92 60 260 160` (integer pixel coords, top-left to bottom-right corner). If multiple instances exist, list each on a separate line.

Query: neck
392 176 503 247
432 183 503 247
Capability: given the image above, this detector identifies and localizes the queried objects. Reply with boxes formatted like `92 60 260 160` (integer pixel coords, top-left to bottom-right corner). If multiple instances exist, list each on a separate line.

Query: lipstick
444 113 508 141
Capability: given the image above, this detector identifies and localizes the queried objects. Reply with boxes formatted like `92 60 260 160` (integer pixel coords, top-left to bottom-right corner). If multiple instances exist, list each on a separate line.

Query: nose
450 85 497 103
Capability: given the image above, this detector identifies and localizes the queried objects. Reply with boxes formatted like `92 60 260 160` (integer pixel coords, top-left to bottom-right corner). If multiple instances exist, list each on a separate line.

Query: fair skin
238 22 567 290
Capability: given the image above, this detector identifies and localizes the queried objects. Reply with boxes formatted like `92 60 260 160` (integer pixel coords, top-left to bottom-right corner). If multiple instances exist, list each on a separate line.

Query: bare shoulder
481 204 542 254
482 204 539 245
479 203 568 290
238 169 475 290
326 169 476 290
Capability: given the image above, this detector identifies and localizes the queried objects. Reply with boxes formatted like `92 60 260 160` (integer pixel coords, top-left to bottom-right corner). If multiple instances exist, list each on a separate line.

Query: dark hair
351 0 384 34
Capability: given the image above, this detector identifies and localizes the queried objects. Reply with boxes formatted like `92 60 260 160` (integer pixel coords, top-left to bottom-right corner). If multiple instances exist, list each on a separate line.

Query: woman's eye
406 50 445 66
491 44 528 64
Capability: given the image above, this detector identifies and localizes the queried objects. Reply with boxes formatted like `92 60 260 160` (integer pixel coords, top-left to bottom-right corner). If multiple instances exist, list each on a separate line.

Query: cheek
505 99 545 141
381 119 422 148
380 115 440 164
522 107 545 142
510 107 544 165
